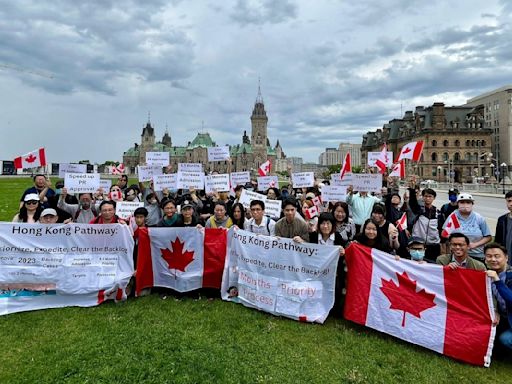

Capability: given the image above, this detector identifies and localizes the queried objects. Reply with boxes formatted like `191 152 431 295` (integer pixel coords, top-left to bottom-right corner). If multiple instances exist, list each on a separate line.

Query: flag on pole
390 161 405 178
340 152 351 180
396 212 408 231
258 160 271 176
312 195 323 208
344 243 495 366
397 141 424 162
305 205 319 219
441 212 461 238
14 148 47 169
375 144 389 174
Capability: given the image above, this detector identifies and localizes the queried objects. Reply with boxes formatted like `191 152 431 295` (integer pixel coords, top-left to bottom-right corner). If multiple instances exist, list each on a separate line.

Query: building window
432 167 437 176
466 140 470 146
443 152 449 161
465 152 470 161
454 152 460 161
443 140 449 147
431 153 437 162
432 140 437 147
481 140 486 147
455 140 460 147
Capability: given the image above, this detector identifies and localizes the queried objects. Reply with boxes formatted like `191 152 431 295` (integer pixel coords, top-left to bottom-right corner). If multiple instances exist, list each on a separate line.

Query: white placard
321 186 348 202
176 171 205 190
153 174 177 192
352 174 383 193
146 152 169 167
205 174 230 194
116 201 144 220
59 163 87 178
367 152 393 167
207 146 230 162
138 165 163 182
178 163 203 173
230 171 250 186
65 173 100 194
239 189 267 210
264 199 282 219
257 176 279 191
99 179 112 191
291 172 315 188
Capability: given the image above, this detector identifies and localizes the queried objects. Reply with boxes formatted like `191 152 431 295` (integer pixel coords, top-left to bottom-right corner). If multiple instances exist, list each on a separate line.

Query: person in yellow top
205 201 233 229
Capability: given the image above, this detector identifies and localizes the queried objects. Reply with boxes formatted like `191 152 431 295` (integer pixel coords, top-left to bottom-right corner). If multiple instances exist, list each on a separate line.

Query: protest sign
99 179 112 191
230 171 250 186
321 186 347 202
221 229 339 323
153 174 177 192
239 189 266 210
331 172 353 185
257 176 279 191
368 151 393 167
116 201 144 220
65 173 100 194
352 174 382 193
264 199 282 219
207 146 230 162
176 171 205 190
291 172 315 188
178 163 203 173
138 165 163 182
0 223 134 316
146 152 169 167
205 174 230 194
58 163 87 178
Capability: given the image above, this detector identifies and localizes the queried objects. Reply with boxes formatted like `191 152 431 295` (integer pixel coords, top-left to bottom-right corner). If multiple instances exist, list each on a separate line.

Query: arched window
471 140 475 147
432 140 437 147
443 140 449 147
466 140 470 146
481 140 486 147
443 152 449 161
455 140 460 147
454 152 460 161
474 152 479 162
465 152 470 161
431 152 437 162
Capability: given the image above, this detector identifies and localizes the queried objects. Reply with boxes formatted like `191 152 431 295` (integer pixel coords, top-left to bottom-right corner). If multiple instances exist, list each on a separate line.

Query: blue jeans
499 328 512 350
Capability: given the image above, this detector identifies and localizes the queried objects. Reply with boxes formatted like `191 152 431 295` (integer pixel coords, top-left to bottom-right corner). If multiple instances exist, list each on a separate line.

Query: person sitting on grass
13 193 43 223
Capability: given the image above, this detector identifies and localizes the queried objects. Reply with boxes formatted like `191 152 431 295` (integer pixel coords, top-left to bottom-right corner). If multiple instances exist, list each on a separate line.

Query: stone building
123 88 285 175
361 102 493 183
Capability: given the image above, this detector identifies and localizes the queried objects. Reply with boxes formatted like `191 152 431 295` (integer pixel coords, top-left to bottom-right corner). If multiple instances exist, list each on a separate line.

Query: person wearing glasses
436 232 486 270
13 193 43 223
244 200 276 236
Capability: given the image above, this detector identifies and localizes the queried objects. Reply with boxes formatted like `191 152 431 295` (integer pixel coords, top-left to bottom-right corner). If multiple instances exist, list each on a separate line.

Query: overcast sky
1 0 511 164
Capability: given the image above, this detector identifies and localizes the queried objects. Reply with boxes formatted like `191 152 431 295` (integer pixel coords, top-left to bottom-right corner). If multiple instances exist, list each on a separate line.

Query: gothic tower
250 84 268 168
139 113 156 164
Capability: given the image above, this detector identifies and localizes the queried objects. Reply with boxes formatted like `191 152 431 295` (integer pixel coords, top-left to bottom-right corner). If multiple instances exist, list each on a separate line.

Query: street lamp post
437 166 442 182
501 163 507 194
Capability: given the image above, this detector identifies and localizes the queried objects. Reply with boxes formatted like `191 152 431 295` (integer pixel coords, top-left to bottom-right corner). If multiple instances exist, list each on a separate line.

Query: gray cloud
230 0 298 25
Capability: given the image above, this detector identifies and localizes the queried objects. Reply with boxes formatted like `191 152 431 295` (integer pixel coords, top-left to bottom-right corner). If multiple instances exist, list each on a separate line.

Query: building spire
147 111 151 124
256 77 263 104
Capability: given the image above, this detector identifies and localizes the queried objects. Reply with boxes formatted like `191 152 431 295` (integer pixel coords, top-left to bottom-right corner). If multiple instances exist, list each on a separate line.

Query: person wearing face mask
442 193 491 262
406 237 426 263
58 189 98 223
439 188 459 254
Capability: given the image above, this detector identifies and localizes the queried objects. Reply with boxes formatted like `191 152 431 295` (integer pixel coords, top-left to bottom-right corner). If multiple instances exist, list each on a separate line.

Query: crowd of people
10 172 512 359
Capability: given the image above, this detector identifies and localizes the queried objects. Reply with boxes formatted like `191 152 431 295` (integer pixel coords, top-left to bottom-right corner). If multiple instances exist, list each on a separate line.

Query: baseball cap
408 236 424 246
457 193 474 202
41 208 57 217
448 188 459 195
181 200 194 209
24 193 40 202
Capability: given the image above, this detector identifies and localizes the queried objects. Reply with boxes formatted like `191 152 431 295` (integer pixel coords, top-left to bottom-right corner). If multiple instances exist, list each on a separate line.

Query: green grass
0 177 511 383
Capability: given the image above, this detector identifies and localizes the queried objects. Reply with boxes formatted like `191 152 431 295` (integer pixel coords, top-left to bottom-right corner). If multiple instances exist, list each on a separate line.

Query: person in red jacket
89 200 125 224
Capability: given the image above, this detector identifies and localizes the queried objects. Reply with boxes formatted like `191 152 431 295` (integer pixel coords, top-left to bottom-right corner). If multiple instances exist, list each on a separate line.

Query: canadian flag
344 243 495 366
14 148 47 169
375 144 389 174
441 212 461 238
340 152 351 180
305 205 319 219
312 195 323 208
135 227 227 295
397 141 424 162
396 212 407 231
111 163 125 175
390 161 405 179
258 160 271 176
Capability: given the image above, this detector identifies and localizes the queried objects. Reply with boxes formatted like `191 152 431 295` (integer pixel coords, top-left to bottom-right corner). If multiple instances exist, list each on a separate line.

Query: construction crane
0 63 54 79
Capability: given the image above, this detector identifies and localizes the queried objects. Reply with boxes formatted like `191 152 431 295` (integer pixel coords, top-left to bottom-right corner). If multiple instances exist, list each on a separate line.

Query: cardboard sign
264 199 282 219
352 174 382 193
257 176 279 191
116 201 144 220
205 174 231 194
239 189 267 210
146 152 169 167
291 172 315 188
138 165 163 182
153 174 177 192
178 163 203 173
330 173 353 187
321 186 348 202
367 152 393 167
230 171 251 187
58 163 87 178
176 171 205 190
65 173 100 194
207 146 230 162
99 179 112 192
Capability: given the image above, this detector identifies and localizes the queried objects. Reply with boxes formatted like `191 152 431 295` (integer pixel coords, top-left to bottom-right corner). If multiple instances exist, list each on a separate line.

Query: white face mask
410 250 425 261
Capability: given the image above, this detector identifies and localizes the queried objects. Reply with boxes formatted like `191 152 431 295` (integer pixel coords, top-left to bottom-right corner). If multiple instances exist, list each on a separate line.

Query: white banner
207 146 230 162
176 171 205 190
221 229 339 323
292 172 315 188
146 152 169 166
65 173 100 194
352 174 383 193
367 151 393 167
239 189 266 210
153 174 177 192
321 186 347 202
138 165 163 182
230 171 250 186
59 163 87 178
0 223 134 316
205 174 230 194
331 172 353 186
116 201 144 220
178 163 203 173
99 179 112 191
257 176 279 191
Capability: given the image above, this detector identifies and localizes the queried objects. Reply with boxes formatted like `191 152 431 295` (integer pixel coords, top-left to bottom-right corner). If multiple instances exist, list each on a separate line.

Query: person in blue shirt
19 174 55 209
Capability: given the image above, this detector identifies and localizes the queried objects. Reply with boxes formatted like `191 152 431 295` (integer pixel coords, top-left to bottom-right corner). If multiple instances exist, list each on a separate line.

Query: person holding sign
275 198 309 242
205 201 233 229
244 200 275 236
58 190 98 223
346 185 381 233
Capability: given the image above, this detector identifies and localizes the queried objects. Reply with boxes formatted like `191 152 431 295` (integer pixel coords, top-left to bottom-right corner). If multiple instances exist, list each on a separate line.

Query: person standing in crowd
38 208 59 224
353 218 392 253
205 201 233 229
244 200 276 236
440 188 459 218
266 187 280 201
275 198 309 242
485 243 512 356
370 204 400 252
13 194 43 223
58 190 98 223
90 201 124 224
406 237 427 263
175 200 200 227
495 191 512 263
157 199 179 227
20 174 55 209
143 192 162 227
443 193 491 262
408 183 443 263
301 199 318 233
436 232 486 270
346 185 381 233
330 202 356 244
117 174 129 193
230 202 246 229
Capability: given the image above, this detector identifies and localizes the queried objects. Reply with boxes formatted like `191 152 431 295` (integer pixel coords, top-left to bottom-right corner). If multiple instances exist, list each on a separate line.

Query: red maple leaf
380 271 436 327
402 147 411 154
25 154 37 163
160 238 195 274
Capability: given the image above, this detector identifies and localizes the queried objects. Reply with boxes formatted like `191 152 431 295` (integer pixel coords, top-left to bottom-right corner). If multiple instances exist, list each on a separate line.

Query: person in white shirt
244 200 276 236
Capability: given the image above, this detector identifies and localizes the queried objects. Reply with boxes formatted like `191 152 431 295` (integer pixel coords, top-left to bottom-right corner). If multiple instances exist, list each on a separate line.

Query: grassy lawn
0 177 511 383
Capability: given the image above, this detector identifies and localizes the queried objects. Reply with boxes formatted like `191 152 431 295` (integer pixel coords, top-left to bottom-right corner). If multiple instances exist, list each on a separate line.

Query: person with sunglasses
13 193 43 223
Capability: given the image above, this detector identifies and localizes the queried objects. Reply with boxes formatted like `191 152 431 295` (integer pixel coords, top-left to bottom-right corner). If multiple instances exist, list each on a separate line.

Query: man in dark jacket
495 191 512 264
